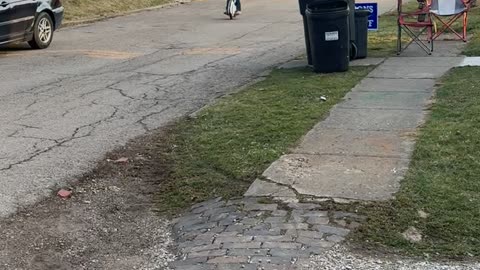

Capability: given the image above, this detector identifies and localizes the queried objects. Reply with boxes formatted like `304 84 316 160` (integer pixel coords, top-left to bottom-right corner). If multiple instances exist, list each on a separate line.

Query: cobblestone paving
169 197 364 270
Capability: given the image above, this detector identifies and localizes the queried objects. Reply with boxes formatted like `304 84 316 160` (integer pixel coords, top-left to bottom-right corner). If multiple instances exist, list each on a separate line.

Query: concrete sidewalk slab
339 91 432 110
319 108 426 131
368 65 453 79
382 57 464 67
352 78 436 92
459 57 480 66
294 129 415 158
398 40 464 57
262 154 408 201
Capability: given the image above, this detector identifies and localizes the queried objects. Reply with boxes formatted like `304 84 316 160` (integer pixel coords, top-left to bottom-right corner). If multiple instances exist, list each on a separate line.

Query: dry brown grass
62 0 172 22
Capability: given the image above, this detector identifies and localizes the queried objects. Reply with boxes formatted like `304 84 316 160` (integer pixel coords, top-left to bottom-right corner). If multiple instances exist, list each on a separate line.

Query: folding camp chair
429 0 471 42
397 0 434 55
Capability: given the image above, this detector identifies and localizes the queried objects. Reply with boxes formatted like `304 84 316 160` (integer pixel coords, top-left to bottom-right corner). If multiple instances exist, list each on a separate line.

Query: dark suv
0 0 64 49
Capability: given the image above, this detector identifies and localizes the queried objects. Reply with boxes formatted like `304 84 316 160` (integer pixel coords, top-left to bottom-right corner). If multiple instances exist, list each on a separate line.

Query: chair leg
429 15 434 53
400 26 432 55
397 23 402 55
430 36 434 54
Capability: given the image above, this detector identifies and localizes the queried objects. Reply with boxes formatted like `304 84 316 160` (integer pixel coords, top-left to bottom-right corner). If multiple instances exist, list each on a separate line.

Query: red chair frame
429 0 471 42
397 0 434 55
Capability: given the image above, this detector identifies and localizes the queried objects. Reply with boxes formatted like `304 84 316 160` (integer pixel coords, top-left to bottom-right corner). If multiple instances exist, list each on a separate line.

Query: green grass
63 0 171 22
463 6 480 55
367 11 398 57
154 67 372 213
352 67 480 258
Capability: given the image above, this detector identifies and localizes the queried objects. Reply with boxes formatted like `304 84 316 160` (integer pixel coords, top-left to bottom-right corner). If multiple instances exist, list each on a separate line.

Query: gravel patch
0 173 176 270
303 246 480 270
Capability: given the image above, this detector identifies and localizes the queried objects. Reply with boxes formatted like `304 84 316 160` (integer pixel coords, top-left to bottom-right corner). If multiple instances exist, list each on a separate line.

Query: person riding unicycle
225 0 241 16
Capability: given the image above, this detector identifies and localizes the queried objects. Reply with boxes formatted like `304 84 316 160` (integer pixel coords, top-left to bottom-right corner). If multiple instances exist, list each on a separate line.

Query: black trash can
354 9 370 59
347 0 356 56
299 0 315 65
300 0 355 65
306 0 350 73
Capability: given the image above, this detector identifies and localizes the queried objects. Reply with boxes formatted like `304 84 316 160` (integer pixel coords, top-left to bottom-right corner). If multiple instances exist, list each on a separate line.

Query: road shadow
0 43 32 52
212 17 240 21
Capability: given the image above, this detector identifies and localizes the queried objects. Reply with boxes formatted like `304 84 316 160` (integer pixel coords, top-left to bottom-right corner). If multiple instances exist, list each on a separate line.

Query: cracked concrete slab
244 179 297 198
262 154 407 201
0 0 304 217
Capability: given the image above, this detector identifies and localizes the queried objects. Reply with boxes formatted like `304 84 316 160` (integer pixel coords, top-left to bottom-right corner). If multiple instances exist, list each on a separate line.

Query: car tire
28 12 54 49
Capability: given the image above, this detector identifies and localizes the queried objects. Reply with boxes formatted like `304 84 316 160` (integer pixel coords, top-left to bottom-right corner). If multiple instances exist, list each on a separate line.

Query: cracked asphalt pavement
0 0 305 217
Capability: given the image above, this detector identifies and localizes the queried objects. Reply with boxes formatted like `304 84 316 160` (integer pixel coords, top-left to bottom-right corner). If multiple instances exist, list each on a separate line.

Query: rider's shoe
235 11 242 15
224 11 228 15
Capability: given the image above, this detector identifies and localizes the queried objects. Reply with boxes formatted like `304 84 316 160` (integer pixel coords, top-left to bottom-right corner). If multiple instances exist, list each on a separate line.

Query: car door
10 0 37 36
0 0 37 43
0 0 14 43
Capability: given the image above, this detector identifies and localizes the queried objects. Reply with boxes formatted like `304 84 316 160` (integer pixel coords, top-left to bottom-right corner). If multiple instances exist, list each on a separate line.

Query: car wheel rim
38 17 52 43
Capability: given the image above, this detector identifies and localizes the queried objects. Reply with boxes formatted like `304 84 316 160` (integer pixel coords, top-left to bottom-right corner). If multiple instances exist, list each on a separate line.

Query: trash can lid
307 0 348 13
299 0 316 15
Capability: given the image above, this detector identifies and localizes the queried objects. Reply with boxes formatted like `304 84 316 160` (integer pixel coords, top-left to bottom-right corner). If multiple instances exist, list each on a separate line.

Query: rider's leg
236 0 241 11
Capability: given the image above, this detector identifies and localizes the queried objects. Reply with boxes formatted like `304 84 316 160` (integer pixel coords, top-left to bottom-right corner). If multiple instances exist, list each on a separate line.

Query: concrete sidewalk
169 42 468 269
246 52 464 203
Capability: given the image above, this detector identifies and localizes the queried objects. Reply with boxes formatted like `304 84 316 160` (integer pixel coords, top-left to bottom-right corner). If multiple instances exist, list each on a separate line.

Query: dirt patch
0 127 177 270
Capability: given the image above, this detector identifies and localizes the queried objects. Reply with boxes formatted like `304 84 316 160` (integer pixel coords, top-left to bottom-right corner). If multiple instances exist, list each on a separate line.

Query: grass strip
153 67 372 213
352 67 480 258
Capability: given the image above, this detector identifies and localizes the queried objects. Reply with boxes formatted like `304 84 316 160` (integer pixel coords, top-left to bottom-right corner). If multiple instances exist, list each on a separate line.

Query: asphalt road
0 0 397 217
0 0 306 217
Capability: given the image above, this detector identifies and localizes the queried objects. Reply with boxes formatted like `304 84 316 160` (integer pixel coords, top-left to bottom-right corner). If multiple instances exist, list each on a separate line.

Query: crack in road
1 40 295 172
0 0 304 217
1 105 120 172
